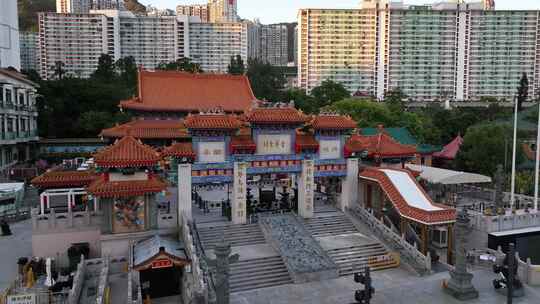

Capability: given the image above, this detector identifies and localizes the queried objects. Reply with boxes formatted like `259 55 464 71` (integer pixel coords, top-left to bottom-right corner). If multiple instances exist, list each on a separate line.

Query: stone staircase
327 243 399 276
230 256 293 293
197 223 266 250
303 214 358 236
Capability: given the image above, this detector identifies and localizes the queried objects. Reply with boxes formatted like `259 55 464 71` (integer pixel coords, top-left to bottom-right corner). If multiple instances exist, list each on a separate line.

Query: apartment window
5 89 12 104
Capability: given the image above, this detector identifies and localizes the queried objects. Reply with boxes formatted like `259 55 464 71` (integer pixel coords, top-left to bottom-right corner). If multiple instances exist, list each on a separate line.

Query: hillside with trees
18 0 55 32
17 0 147 32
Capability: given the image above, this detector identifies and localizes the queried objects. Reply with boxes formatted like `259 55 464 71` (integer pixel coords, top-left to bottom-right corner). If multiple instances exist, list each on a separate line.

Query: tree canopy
156 58 203 73
454 124 524 176
37 54 136 138
517 73 529 112
227 55 245 75
246 58 286 102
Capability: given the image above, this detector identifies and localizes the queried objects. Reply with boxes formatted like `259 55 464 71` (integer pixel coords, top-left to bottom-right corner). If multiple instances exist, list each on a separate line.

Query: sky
139 0 540 24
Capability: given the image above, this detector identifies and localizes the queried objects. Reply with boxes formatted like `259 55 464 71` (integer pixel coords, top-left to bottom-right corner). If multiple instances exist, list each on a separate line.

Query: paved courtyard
231 266 540 304
0 219 32 292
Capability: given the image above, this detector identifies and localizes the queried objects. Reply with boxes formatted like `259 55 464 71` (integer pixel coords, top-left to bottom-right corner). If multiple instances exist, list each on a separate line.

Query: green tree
246 58 285 102
18 0 55 32
455 124 517 176
384 88 407 113
517 72 529 112
156 58 202 73
310 80 350 110
330 99 393 127
78 111 114 136
284 89 316 114
227 55 245 75
21 69 41 83
330 98 440 143
115 56 138 94
50 61 66 80
91 54 116 81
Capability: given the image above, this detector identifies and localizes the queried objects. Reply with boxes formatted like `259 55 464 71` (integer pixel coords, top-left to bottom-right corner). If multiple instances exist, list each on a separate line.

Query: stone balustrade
181 213 208 304
259 214 339 283
67 256 86 304
348 206 432 274
31 208 103 234
469 211 540 233
517 253 540 286
95 258 110 304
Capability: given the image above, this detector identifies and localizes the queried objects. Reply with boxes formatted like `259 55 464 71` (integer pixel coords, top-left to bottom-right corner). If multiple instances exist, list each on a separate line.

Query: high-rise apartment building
56 0 120 14
208 0 238 22
189 22 249 73
298 8 379 96
298 0 540 101
19 32 38 71
260 24 289 66
38 10 253 79
0 0 21 69
176 4 209 22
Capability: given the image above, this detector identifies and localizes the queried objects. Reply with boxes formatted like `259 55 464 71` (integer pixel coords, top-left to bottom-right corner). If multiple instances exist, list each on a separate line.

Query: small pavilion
358 167 456 262
87 136 167 236
31 170 98 214
433 135 464 168
344 128 417 168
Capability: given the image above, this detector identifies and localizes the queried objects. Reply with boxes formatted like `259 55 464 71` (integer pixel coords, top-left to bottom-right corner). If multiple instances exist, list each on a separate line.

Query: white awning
380 169 443 211
406 164 492 185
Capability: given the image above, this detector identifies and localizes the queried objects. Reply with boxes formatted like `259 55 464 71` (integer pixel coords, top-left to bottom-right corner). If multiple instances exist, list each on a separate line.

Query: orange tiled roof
345 133 417 158
246 108 308 124
100 120 189 139
94 136 161 168
360 167 456 225
161 142 196 158
295 133 319 152
231 135 256 151
311 115 357 130
87 175 167 198
31 171 97 189
119 70 256 112
184 114 242 130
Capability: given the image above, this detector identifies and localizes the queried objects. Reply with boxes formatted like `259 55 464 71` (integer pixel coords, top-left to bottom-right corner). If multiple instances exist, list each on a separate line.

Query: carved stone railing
348 206 432 274
31 208 103 233
180 213 209 303
95 258 110 304
259 214 339 283
67 255 86 304
517 252 540 286
469 211 540 233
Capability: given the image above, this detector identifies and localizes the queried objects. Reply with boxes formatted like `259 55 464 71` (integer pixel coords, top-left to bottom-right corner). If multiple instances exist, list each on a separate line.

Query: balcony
1 132 16 140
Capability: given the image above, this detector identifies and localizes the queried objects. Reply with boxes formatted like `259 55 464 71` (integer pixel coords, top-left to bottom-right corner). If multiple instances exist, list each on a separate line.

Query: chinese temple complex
26 70 457 302
119 69 255 117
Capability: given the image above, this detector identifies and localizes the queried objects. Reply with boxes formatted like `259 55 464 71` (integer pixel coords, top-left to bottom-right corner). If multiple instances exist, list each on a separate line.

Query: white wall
0 0 21 69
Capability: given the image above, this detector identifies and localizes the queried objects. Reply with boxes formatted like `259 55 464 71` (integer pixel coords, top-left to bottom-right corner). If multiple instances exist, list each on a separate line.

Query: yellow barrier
105 287 111 304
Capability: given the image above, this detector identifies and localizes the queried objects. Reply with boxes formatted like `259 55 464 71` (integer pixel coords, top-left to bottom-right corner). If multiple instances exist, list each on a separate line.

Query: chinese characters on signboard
303 160 315 214
256 134 291 155
233 162 248 224
319 139 341 159
198 142 225 163
7 294 36 304
152 258 173 269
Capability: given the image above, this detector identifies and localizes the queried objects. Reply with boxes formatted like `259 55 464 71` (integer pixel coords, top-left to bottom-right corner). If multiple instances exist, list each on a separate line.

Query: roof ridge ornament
319 109 339 116
199 107 225 115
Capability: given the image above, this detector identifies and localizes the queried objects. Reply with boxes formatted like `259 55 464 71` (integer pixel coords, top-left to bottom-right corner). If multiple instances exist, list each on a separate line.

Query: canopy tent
433 135 463 160
406 164 491 185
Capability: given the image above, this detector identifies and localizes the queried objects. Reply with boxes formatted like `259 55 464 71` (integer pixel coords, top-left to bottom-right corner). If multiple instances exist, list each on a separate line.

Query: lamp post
534 100 540 211
510 96 518 210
